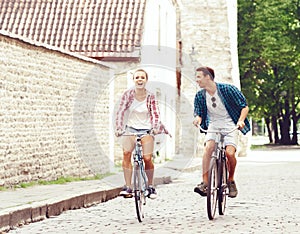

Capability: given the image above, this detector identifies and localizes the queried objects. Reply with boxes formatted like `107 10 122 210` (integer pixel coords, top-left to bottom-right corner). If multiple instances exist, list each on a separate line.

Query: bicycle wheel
207 157 218 220
218 152 228 215
134 163 145 222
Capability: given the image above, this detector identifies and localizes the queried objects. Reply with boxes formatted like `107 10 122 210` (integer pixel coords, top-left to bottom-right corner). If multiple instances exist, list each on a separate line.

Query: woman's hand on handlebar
115 129 124 137
151 128 159 135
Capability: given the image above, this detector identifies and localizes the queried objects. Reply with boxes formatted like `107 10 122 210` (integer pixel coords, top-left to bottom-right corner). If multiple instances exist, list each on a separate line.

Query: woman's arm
148 94 160 129
115 90 132 130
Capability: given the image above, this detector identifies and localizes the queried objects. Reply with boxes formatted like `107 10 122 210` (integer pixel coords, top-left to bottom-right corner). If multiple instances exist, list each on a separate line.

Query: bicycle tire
218 151 228 215
207 157 218 220
134 163 145 222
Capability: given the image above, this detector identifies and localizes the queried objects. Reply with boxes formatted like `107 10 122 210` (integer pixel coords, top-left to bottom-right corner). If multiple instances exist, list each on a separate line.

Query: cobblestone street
8 150 300 234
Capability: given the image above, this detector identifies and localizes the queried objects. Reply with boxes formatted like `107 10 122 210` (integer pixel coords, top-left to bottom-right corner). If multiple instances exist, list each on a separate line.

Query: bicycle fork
134 158 149 199
219 150 228 195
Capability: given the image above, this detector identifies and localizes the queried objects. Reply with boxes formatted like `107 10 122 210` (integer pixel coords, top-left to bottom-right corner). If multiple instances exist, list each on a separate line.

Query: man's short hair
196 66 215 80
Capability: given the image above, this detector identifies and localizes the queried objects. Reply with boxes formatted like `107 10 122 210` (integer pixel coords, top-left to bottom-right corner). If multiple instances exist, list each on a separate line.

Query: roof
0 0 146 60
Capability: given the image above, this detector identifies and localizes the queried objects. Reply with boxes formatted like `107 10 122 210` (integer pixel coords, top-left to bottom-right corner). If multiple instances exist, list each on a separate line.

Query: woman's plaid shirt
115 88 169 134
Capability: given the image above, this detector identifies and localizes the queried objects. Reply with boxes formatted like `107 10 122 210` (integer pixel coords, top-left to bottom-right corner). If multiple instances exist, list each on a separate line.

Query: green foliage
250 144 267 150
0 173 114 191
238 0 300 141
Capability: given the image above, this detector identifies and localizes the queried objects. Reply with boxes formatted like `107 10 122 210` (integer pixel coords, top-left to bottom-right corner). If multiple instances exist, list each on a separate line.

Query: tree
238 0 300 144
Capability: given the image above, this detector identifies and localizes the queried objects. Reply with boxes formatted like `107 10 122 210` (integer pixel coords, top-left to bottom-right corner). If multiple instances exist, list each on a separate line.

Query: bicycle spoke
134 164 147 222
218 156 228 215
207 158 218 220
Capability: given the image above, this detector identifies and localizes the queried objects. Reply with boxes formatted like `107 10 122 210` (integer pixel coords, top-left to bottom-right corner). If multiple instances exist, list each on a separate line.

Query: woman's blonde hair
133 68 148 80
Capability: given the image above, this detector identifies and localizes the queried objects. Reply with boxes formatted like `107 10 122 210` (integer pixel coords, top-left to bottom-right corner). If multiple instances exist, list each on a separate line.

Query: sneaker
194 182 207 196
147 186 157 199
228 180 238 198
119 185 133 198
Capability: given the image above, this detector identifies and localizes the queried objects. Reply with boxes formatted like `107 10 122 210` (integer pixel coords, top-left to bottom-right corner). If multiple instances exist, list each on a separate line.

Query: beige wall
0 35 112 186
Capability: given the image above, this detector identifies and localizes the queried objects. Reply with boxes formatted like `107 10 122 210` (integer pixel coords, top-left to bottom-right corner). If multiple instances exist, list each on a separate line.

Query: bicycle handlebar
197 124 239 134
117 128 172 138
119 130 153 137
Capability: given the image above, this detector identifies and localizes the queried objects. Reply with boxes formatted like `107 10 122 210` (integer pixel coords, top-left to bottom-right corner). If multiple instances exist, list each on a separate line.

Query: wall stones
177 0 246 157
0 35 112 186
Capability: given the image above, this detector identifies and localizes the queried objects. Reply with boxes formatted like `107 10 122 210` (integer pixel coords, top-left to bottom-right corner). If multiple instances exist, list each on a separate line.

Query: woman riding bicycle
193 66 250 198
115 68 169 199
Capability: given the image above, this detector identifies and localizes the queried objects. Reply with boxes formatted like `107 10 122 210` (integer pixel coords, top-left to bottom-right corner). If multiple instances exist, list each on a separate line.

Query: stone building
0 0 244 186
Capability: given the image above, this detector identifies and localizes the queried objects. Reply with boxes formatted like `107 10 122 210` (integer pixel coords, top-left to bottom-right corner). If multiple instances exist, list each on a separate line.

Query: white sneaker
119 186 133 198
147 186 157 199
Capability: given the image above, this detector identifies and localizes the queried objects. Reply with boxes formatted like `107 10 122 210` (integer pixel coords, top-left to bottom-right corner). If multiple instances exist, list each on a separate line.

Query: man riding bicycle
193 66 250 198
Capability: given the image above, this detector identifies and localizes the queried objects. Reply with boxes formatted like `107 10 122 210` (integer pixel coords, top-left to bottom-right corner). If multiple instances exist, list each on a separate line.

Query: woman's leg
141 135 154 185
122 136 135 186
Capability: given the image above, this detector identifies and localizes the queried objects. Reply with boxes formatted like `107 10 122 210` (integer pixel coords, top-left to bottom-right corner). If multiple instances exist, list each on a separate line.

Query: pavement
0 154 202 233
0 138 299 233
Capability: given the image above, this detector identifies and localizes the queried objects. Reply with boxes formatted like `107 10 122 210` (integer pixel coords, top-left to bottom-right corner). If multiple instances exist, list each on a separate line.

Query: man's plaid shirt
194 82 251 135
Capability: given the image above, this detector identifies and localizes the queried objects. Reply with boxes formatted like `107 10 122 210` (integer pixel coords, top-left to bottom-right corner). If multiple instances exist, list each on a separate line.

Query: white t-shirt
127 98 152 129
206 91 235 129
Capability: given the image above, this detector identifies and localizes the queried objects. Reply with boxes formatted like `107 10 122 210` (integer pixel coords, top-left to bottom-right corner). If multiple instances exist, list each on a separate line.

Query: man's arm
193 91 204 127
237 106 249 129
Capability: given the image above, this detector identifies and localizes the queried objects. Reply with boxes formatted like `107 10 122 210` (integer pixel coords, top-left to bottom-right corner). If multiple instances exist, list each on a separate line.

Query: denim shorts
126 126 151 135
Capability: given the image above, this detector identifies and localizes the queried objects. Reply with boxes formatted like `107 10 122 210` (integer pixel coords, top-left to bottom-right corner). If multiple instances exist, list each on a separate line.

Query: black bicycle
121 130 152 222
198 125 238 220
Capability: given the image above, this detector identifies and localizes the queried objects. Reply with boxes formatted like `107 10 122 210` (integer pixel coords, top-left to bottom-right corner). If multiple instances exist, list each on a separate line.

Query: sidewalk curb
0 176 172 233
0 187 121 233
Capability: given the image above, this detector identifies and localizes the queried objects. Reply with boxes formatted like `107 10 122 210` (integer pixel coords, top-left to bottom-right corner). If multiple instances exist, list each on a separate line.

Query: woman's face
133 71 147 89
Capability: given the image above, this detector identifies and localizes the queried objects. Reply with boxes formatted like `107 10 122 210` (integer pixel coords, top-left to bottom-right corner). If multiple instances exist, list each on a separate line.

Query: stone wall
179 0 237 79
177 0 248 157
0 34 112 186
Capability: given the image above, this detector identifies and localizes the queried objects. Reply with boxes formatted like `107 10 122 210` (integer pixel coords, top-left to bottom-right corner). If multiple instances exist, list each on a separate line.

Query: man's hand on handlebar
193 116 202 127
236 120 245 130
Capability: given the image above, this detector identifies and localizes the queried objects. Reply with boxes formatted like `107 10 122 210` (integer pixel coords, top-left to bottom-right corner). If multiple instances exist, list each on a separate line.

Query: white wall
139 0 177 160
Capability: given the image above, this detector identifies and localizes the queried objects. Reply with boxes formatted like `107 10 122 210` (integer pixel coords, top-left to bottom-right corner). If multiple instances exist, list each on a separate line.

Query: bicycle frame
121 131 152 222
133 133 149 197
198 125 238 220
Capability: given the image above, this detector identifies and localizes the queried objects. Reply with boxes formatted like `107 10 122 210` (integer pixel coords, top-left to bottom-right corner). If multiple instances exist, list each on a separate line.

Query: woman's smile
133 71 147 88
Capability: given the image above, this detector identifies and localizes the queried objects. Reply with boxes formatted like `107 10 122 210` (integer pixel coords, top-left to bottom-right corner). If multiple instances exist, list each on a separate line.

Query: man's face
195 71 207 88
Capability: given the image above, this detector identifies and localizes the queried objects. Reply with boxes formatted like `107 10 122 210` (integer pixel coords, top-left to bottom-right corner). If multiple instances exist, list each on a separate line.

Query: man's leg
226 145 238 198
225 145 236 181
194 140 215 196
202 140 215 184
